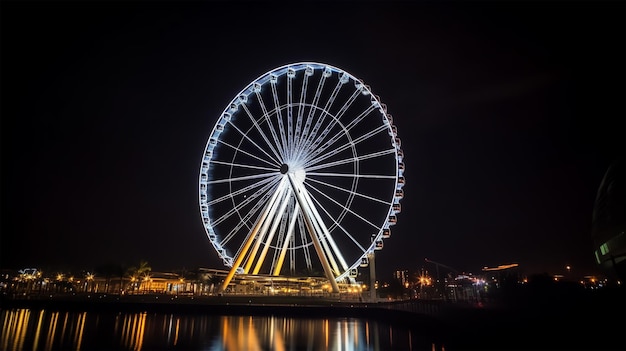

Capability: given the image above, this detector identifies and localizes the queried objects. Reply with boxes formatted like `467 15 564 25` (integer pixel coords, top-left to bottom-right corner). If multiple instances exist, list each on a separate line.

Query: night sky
1 1 624 280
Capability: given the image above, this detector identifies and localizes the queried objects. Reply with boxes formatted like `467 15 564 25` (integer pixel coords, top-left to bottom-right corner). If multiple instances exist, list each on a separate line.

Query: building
591 158 625 282
394 269 410 288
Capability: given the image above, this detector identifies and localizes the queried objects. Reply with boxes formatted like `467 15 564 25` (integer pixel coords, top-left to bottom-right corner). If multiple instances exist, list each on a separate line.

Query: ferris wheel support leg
368 252 377 302
273 203 300 276
300 189 341 275
218 180 285 293
219 221 261 293
288 174 340 293
253 187 293 274
301 188 348 273
243 179 287 274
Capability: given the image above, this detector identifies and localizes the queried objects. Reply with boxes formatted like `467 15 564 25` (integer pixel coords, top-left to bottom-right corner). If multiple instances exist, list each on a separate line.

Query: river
1 307 445 350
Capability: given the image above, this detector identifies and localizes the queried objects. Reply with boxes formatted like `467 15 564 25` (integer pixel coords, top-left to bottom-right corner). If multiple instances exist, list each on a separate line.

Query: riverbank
1 292 410 316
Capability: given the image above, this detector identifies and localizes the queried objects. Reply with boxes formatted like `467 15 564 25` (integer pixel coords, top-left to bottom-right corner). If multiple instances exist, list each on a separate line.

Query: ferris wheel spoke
333 87 362 120
310 105 380 161
274 201 291 252
295 69 330 156
305 149 396 172
272 200 300 275
223 177 285 251
226 117 281 166
206 172 279 185
207 176 275 207
297 214 313 271
297 79 344 161
305 106 380 163
306 176 391 206
219 139 280 168
305 181 382 231
209 159 279 172
220 180 280 248
254 91 286 160
304 86 361 157
208 177 278 219
270 80 289 157
304 124 389 168
307 172 397 180
293 69 310 158
286 74 294 160
221 216 254 248
304 186 368 253
212 177 280 229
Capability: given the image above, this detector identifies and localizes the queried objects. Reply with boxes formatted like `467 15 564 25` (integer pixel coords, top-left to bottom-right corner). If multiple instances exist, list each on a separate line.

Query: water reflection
1 309 88 351
0 308 444 350
117 312 147 350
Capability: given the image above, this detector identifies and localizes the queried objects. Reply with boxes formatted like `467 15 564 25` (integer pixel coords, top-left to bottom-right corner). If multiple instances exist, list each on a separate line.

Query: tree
126 260 152 293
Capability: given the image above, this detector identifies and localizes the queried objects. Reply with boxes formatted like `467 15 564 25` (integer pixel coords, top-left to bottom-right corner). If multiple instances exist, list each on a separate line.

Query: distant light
482 263 519 271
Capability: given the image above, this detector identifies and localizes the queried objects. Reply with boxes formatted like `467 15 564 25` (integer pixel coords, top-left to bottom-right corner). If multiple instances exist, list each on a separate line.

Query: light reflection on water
1 308 445 350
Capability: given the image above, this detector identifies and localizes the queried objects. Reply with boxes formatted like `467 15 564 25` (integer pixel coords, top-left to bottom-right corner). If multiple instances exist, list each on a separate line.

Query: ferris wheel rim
199 62 404 282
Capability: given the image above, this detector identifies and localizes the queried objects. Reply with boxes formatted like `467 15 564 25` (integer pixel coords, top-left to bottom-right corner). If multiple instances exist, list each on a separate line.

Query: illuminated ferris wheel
199 62 404 292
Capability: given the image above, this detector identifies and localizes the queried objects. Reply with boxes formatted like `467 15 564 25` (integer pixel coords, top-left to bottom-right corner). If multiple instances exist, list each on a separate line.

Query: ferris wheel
199 62 404 292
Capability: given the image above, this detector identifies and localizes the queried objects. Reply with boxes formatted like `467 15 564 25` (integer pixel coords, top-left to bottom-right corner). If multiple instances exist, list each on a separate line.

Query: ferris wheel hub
280 164 289 174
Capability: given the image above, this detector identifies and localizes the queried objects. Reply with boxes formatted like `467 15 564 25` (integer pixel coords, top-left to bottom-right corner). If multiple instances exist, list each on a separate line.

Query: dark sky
1 1 624 280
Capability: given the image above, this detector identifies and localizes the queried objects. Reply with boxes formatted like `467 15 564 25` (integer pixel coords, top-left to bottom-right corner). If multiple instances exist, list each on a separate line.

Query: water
0 308 445 350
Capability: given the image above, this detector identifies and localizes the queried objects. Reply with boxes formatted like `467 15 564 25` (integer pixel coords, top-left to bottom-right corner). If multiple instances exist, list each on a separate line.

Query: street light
143 275 151 293
85 272 94 293
424 258 459 301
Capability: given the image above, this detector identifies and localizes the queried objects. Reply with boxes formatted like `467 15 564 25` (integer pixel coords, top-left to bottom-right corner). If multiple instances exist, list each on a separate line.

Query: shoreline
2 288 625 350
